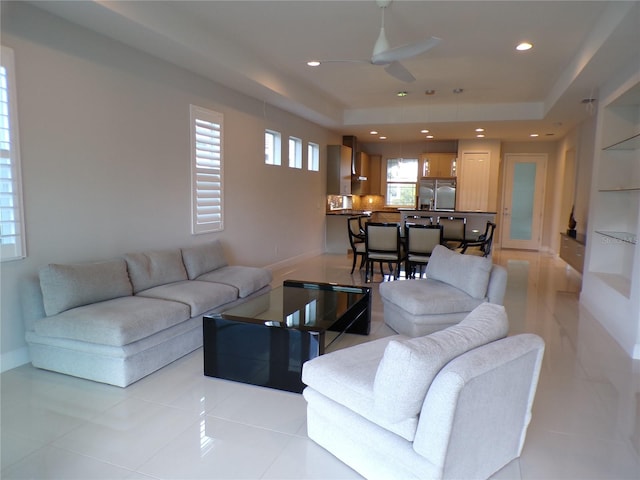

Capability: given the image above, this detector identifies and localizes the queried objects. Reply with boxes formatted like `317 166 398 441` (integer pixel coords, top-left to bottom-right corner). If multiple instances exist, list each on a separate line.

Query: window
265 129 281 165
288 136 302 169
190 105 223 234
307 142 319 171
386 158 418 207
0 46 26 262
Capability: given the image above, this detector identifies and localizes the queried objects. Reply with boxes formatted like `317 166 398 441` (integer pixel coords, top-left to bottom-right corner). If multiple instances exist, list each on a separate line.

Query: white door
457 152 490 211
501 153 547 250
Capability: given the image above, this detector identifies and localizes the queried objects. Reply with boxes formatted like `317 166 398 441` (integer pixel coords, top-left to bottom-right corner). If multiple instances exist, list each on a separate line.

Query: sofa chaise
21 240 272 387
379 244 507 336
302 303 545 480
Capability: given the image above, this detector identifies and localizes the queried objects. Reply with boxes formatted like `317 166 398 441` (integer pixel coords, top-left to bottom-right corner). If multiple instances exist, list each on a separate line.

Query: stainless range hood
343 135 367 181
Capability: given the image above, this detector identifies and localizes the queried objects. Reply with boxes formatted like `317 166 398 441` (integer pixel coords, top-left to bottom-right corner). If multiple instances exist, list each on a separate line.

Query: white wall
0 3 335 370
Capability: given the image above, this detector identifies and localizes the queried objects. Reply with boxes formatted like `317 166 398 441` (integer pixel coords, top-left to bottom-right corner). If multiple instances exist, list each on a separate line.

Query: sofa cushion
196 265 272 298
302 336 420 441
39 260 133 316
379 278 485 315
34 296 191 346
425 245 493 299
124 249 188 294
136 280 239 317
373 303 509 423
181 240 228 280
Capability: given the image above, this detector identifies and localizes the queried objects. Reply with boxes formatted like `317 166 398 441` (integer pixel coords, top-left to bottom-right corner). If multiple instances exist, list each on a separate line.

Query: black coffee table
203 280 371 393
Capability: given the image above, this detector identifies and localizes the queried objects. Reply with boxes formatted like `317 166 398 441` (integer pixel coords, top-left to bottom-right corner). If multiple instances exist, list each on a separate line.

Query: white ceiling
30 0 640 143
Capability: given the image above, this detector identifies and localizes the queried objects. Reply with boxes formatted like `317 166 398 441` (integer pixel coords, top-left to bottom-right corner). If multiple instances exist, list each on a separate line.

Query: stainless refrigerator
418 177 456 211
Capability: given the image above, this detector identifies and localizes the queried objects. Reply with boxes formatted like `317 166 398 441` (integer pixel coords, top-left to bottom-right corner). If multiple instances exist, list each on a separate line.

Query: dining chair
461 221 496 257
437 216 467 249
365 222 405 282
347 216 367 274
405 224 443 278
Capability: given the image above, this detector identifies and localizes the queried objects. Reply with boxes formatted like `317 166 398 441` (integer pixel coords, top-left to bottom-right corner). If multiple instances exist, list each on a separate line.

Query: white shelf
598 186 640 192
591 272 632 298
603 132 640 151
595 230 637 245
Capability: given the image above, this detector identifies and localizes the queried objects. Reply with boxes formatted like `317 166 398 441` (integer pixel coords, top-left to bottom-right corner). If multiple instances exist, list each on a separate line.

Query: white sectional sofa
302 303 545 480
21 240 272 387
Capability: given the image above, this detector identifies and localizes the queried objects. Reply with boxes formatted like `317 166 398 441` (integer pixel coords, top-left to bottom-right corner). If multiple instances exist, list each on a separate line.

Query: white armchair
302 303 544 480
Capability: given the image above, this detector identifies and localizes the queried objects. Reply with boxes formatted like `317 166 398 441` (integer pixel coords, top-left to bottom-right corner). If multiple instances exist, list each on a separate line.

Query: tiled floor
1 249 639 479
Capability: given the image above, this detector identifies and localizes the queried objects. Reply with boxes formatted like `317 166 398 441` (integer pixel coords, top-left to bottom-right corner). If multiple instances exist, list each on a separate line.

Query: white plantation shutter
0 46 26 261
191 105 223 234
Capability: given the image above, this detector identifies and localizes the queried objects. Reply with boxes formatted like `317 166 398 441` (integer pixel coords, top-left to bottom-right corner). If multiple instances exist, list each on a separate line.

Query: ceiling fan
310 0 441 83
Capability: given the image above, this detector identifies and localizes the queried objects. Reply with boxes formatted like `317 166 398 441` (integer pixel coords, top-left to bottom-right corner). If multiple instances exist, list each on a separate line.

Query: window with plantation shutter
190 105 223 234
0 46 26 262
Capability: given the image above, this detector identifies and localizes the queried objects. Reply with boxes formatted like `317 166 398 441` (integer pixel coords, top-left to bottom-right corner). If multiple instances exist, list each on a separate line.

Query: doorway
501 153 547 250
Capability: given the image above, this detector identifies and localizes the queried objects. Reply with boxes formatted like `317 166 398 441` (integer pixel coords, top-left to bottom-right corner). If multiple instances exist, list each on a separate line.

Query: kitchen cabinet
581 71 640 359
420 153 457 177
371 211 401 223
327 145 352 195
559 233 585 274
368 154 382 195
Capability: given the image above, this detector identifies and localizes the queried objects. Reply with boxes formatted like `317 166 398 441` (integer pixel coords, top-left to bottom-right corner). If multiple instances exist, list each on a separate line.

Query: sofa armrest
413 334 544 479
487 264 508 305
20 275 46 331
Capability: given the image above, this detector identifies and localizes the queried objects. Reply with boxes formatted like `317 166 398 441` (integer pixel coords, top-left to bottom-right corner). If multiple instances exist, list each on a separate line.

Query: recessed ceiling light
420 129 430 134
397 91 408 97
426 135 434 139
379 136 387 140
530 133 539 137
425 89 436 95
477 134 485 138
516 42 533 51
370 130 378 135
306 60 321 67
475 128 485 132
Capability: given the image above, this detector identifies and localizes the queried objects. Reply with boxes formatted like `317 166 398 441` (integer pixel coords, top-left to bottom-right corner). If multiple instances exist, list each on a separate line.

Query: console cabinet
581 69 640 359
559 233 585 274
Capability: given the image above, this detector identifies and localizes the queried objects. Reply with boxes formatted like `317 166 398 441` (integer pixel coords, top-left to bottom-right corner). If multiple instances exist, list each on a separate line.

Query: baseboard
1 346 30 373
266 249 323 273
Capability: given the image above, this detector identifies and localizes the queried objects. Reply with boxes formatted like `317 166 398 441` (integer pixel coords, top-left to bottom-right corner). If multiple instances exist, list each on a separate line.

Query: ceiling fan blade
372 36 442 65
384 61 415 83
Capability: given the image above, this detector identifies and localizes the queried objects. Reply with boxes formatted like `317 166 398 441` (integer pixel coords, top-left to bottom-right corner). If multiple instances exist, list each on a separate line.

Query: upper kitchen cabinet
420 153 457 177
327 145 353 195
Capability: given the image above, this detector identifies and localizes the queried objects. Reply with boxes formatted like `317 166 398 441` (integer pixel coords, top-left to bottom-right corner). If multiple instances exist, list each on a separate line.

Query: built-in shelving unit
581 67 640 359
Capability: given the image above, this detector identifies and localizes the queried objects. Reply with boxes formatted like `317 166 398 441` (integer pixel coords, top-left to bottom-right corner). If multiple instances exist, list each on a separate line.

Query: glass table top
206 280 370 332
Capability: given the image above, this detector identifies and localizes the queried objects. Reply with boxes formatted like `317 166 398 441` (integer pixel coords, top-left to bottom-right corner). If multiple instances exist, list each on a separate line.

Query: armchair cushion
373 303 508 423
425 244 492 299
